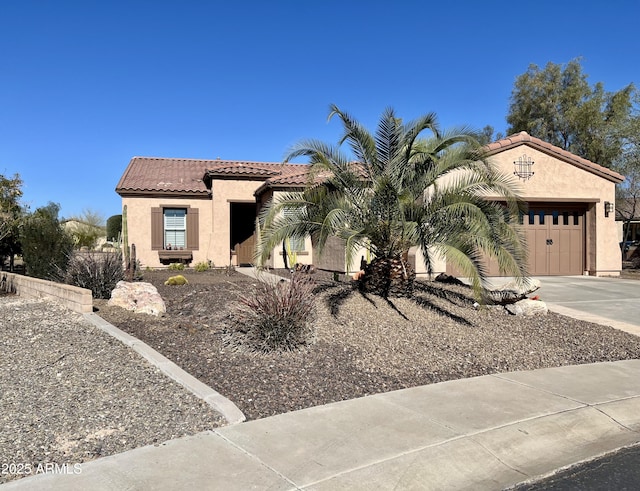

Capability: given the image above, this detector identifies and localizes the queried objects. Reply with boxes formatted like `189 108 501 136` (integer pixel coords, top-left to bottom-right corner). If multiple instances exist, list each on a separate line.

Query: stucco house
115 131 624 276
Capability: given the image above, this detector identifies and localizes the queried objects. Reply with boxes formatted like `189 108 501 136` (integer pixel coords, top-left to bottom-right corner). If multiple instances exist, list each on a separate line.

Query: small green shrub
168 262 185 271
61 251 124 299
164 275 188 286
22 203 74 280
106 214 122 242
194 261 210 272
228 274 316 352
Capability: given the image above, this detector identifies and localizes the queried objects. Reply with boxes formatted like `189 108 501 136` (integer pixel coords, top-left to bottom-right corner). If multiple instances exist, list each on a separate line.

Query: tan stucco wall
414 144 621 276
210 179 263 267
489 146 620 276
123 182 318 270
122 196 214 268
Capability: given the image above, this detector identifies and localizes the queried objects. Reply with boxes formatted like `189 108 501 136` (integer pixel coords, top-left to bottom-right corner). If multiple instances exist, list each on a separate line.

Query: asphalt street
514 443 640 490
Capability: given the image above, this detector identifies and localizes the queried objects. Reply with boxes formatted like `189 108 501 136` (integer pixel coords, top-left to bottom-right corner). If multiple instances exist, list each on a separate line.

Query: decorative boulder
505 298 548 316
486 278 542 305
108 281 166 316
434 273 466 286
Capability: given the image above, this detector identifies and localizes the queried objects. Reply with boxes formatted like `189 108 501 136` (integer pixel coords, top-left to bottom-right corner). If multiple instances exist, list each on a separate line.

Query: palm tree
257 105 528 298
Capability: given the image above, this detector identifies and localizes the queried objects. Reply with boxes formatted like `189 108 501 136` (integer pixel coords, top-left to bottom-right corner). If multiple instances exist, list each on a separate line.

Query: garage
523 204 585 275
438 132 623 277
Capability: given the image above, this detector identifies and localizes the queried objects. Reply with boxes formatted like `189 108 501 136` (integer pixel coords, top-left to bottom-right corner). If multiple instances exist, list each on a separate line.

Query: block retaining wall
0 272 93 314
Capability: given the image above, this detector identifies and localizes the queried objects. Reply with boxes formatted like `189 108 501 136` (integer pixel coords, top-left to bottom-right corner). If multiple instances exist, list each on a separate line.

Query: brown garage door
446 204 585 277
524 206 584 276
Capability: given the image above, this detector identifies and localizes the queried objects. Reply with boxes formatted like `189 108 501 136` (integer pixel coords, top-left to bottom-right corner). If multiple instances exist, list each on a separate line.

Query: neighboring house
615 198 640 260
62 219 107 250
116 131 624 276
616 198 640 243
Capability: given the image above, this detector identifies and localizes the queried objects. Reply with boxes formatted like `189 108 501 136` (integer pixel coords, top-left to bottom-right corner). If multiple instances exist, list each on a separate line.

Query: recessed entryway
230 202 257 266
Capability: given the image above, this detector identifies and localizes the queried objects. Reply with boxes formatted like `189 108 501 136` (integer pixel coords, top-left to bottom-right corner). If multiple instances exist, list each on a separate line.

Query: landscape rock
434 273 465 286
505 298 548 316
108 281 166 316
486 278 542 305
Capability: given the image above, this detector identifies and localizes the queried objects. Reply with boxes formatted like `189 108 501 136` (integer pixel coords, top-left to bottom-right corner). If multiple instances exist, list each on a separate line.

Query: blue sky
1 0 638 221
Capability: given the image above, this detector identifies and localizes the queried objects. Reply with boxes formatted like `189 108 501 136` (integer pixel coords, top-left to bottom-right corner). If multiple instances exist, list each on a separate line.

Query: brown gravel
94 269 640 421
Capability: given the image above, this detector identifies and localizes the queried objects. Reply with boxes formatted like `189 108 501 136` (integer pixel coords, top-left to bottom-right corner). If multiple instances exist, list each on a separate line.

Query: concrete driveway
533 275 640 334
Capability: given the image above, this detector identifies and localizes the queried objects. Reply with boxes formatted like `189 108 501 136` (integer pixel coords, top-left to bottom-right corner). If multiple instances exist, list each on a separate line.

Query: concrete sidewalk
3 360 640 490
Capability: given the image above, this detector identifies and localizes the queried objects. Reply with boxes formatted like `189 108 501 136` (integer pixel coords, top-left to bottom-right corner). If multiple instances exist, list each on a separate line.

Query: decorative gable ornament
513 154 535 181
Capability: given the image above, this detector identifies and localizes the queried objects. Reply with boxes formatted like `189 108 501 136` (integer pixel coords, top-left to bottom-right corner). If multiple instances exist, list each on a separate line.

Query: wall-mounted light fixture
513 154 535 181
604 201 614 217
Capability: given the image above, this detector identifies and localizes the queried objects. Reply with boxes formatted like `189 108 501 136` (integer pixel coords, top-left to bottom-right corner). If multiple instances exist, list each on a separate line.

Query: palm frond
257 105 529 294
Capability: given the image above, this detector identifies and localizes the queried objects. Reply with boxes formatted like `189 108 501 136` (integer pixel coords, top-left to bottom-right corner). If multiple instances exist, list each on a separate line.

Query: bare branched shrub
227 274 316 352
62 252 124 299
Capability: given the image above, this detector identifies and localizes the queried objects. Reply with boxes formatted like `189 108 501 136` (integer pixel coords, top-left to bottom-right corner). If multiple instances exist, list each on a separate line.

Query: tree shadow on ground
313 281 375 317
410 281 476 326
313 278 476 326
413 281 476 307
409 295 474 327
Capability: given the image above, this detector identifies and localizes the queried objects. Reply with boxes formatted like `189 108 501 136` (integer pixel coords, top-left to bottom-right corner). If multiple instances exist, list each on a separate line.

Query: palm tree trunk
359 254 415 298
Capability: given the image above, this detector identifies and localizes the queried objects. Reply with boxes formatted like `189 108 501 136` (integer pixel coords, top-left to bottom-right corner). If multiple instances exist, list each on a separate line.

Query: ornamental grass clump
61 251 124 299
228 274 316 352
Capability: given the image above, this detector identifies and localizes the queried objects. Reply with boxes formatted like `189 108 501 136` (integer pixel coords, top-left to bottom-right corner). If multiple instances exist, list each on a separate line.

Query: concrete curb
83 312 246 425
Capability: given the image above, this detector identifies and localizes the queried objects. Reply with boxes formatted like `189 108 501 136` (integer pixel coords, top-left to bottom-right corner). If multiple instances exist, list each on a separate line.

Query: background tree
0 173 24 271
257 105 528 298
21 202 74 279
0 173 23 241
477 125 503 145
506 58 635 168
106 214 122 242
615 105 640 256
65 209 106 250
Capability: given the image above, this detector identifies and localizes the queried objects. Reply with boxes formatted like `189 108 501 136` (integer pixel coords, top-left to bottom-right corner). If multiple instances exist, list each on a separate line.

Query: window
283 208 305 252
164 209 186 249
286 236 305 252
151 206 199 251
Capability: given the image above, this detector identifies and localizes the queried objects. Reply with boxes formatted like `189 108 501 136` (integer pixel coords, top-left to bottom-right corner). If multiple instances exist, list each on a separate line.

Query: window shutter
186 207 199 250
151 207 163 250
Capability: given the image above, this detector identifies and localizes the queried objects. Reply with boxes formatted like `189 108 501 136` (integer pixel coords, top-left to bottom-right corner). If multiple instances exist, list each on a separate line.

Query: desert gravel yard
3 269 640 484
96 270 640 421
0 295 224 485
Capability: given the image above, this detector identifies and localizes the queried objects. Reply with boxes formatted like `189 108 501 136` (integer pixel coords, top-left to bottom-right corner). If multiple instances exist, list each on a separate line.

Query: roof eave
116 189 212 199
254 182 307 197
484 135 625 184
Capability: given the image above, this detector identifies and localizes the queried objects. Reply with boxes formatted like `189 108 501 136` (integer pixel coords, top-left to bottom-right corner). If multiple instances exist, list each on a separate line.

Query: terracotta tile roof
252 166 339 196
118 134 623 199
116 157 310 197
206 163 281 178
485 131 625 184
115 157 209 196
205 162 307 180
